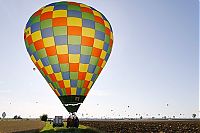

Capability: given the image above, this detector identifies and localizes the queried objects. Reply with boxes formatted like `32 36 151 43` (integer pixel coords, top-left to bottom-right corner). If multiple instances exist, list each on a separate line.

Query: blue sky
0 0 199 118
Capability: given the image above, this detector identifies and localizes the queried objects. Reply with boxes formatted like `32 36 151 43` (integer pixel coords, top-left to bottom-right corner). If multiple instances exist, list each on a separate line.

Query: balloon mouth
64 104 81 113
58 96 86 113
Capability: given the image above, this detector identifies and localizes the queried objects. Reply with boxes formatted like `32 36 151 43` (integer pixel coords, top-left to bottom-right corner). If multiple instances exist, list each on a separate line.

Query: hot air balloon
24 1 113 114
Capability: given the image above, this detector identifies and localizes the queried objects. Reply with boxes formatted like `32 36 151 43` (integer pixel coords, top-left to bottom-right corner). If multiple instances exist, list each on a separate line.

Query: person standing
74 116 79 128
67 115 73 128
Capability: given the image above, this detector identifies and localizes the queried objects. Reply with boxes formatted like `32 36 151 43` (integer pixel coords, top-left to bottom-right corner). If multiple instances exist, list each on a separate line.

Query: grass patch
40 122 101 133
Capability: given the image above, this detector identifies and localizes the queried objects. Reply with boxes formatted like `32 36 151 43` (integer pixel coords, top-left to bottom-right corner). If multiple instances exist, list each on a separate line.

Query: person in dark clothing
72 116 75 127
67 115 73 128
74 116 79 128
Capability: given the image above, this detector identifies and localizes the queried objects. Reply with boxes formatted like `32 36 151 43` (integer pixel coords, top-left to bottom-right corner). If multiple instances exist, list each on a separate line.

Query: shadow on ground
40 127 102 133
15 129 41 133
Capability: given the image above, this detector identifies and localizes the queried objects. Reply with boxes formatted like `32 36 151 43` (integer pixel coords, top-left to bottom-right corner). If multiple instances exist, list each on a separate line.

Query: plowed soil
80 119 200 133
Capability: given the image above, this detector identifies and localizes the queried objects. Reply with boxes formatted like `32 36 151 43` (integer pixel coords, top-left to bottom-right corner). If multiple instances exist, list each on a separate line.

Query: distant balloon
33 68 36 71
24 1 113 114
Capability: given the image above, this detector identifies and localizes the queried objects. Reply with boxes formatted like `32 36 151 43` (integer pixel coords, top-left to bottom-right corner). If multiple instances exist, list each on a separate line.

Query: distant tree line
13 115 22 119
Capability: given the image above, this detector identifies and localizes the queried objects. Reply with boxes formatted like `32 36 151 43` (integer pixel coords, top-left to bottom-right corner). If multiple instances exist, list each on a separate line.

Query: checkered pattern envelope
24 1 113 98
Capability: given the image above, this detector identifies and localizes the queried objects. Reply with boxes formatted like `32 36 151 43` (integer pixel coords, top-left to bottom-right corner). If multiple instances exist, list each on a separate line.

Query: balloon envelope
24 1 113 113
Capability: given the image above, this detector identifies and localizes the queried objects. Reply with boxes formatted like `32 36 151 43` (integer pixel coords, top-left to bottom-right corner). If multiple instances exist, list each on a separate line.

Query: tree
192 114 196 119
2 112 6 119
14 115 22 119
40 114 48 121
18 116 22 119
14 115 18 119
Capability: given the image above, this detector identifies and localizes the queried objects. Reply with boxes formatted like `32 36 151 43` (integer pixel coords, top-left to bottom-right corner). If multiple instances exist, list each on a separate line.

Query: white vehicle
53 116 64 127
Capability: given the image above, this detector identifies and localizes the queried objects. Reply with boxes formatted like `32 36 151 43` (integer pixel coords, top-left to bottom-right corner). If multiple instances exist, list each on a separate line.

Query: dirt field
0 119 199 133
0 119 45 133
80 119 200 133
